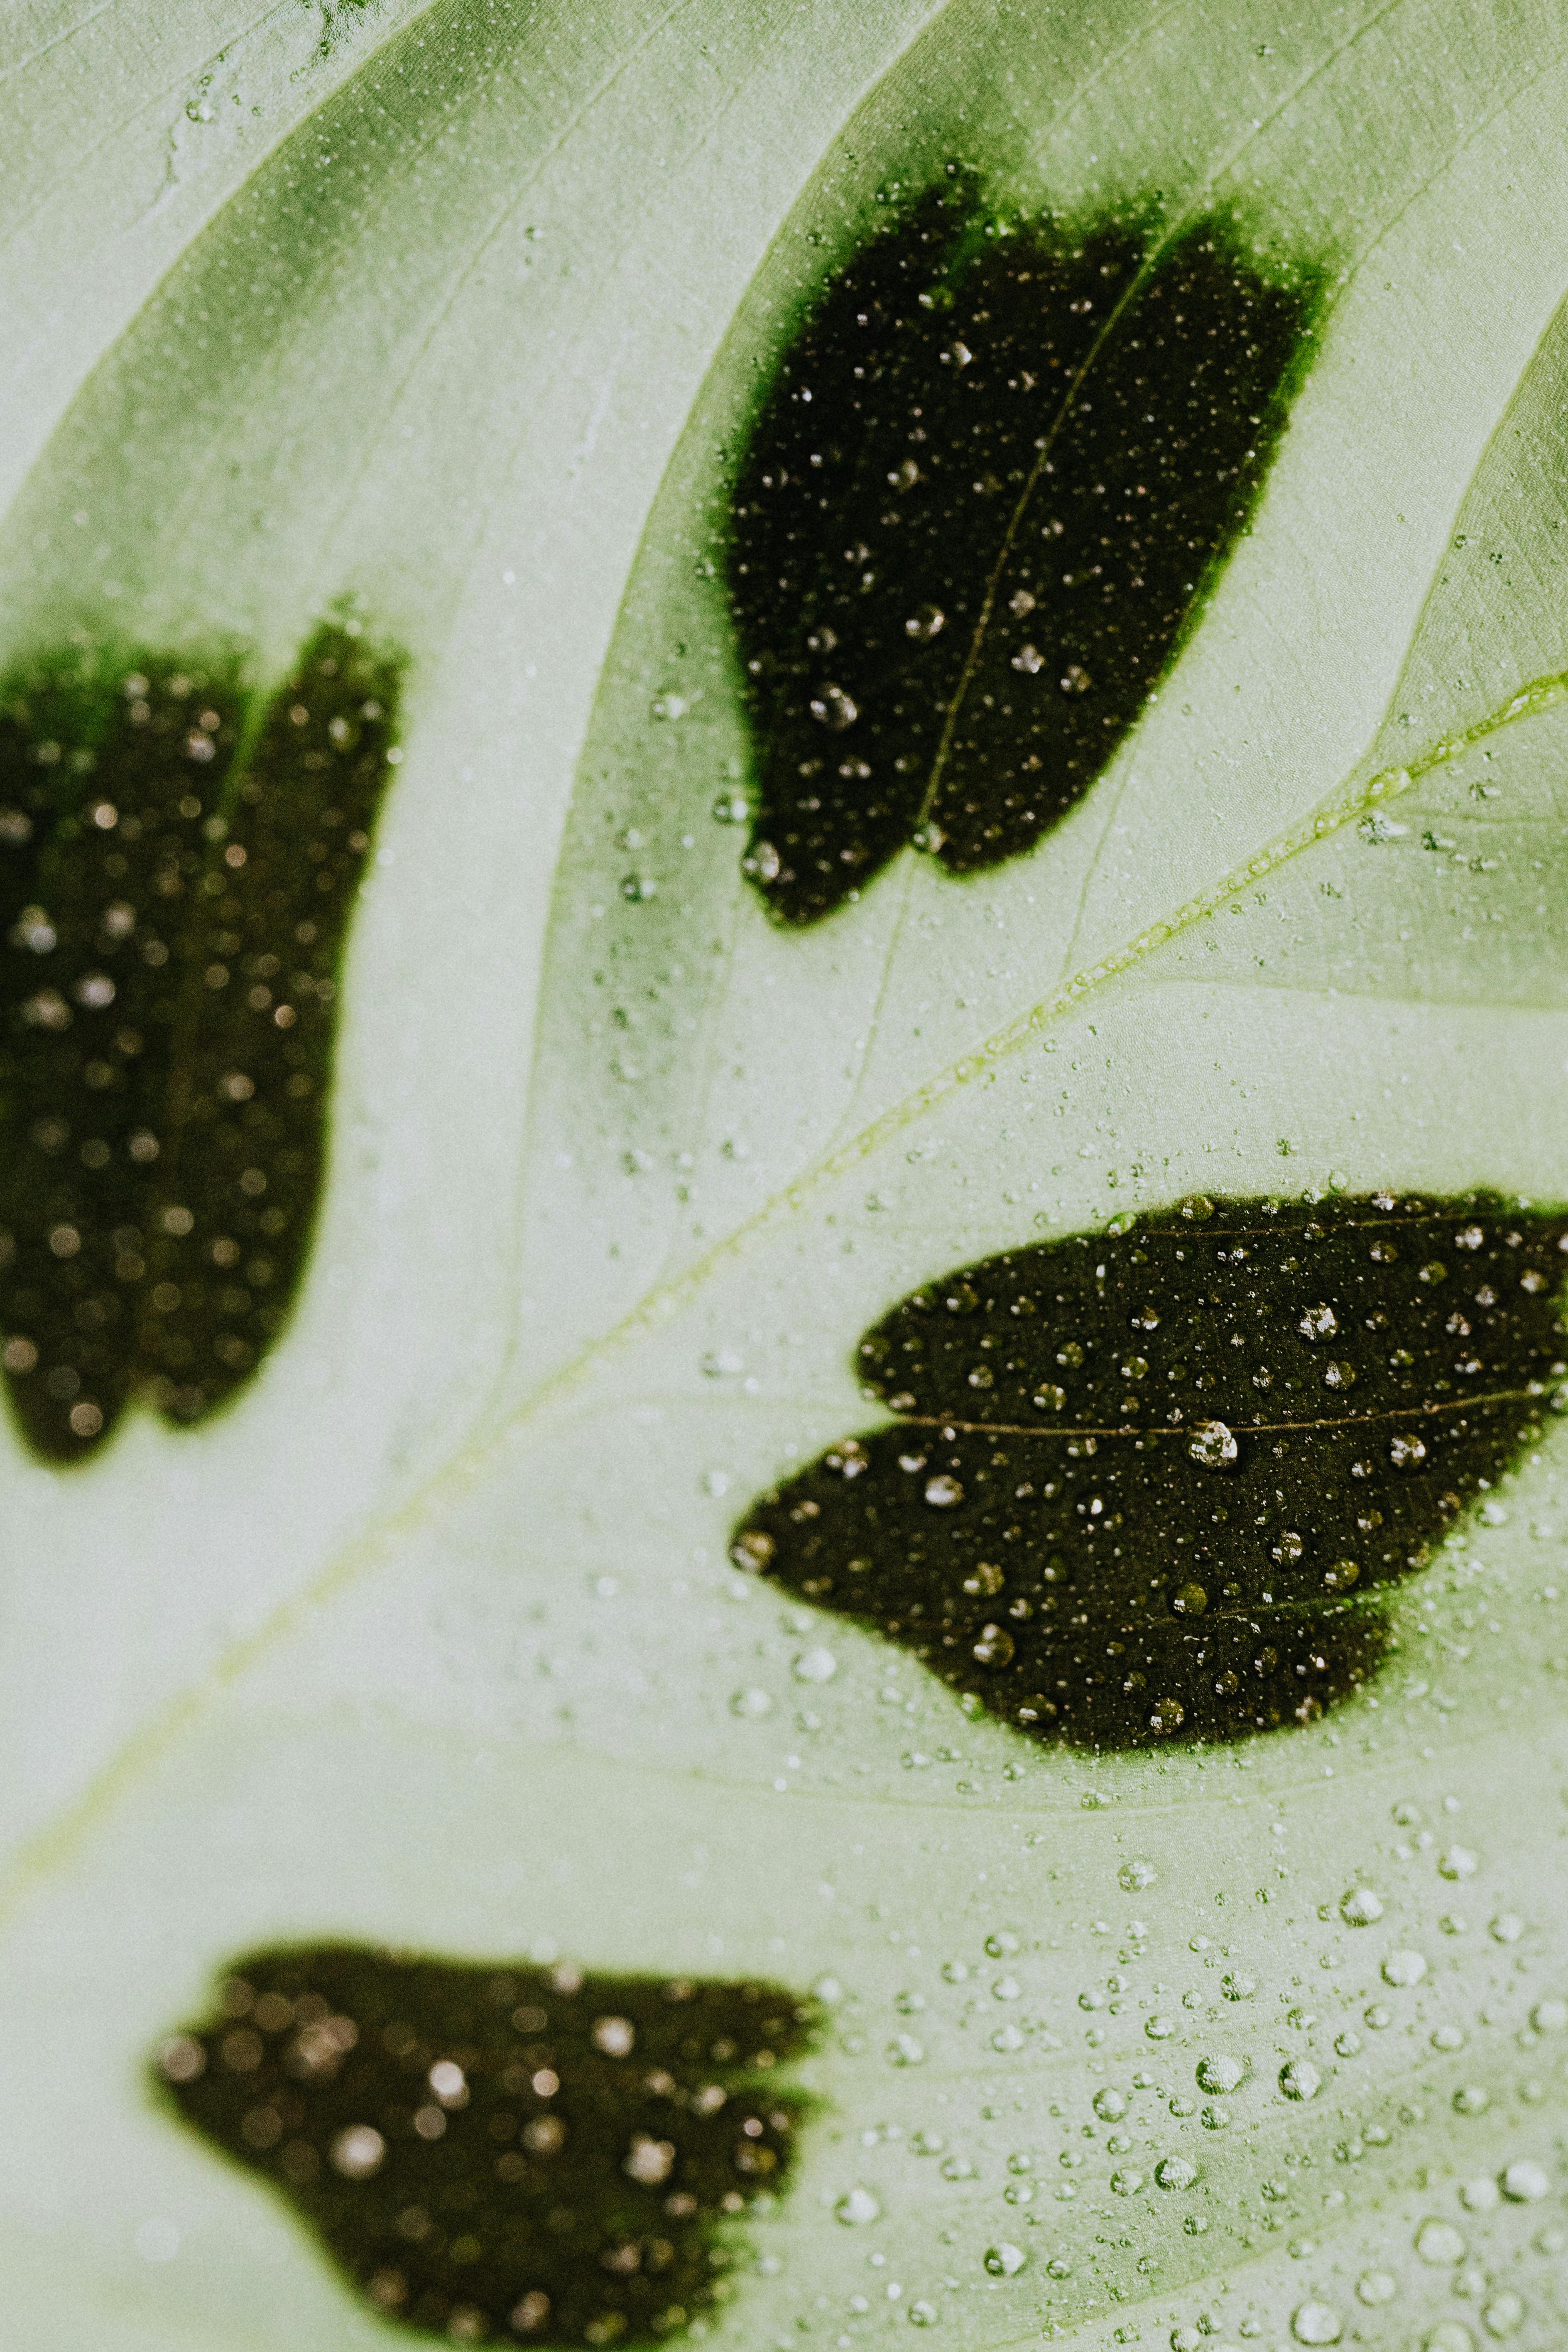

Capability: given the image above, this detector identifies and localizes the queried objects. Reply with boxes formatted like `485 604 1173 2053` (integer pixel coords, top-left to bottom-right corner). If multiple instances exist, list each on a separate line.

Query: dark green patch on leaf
157 1946 815 2347
732 1195 1567 1747
726 179 1321 924
0 623 399 1458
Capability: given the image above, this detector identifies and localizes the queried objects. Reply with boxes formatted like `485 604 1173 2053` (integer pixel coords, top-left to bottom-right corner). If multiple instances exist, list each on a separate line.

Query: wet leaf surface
733 1195 1568 1747
157 1948 813 2349
726 180 1320 924
0 624 399 1457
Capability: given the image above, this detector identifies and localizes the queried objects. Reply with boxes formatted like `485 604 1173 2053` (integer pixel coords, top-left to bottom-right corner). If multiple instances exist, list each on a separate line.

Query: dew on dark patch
726 177 1322 924
156 1946 816 2347
731 1195 1566 1747
0 622 399 1458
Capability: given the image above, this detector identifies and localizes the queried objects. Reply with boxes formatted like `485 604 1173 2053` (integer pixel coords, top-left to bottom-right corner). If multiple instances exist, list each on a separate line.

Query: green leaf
0 623 399 1456
728 183 1320 923
157 1947 814 2346
5 7 1568 2352
734 1193 1568 1747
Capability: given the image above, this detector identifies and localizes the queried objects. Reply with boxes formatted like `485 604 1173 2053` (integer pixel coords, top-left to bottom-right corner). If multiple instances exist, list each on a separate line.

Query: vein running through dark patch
731 1194 1567 1747
725 177 1321 925
156 1947 815 2348
0 623 399 1458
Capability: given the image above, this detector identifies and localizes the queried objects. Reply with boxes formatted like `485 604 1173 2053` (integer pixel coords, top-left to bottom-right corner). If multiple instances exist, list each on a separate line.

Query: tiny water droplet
1416 2220 1467 2265
836 2187 880 2226
810 684 859 730
793 1647 837 1684
1188 1421 1237 1469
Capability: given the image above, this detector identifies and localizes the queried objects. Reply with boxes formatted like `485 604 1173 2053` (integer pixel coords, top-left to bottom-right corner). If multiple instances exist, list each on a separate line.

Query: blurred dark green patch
732 1193 1567 1747
0 622 399 1458
726 176 1322 924
157 1946 815 2347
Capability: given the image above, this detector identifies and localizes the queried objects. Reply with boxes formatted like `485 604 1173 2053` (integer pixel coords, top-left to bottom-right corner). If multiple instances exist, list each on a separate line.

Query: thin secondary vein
892 1387 1536 1441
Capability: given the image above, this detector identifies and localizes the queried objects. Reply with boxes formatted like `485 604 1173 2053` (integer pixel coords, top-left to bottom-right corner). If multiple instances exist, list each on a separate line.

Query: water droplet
810 684 859 731
1489 1913 1524 1943
984 2242 1027 2276
1390 1432 1428 1470
1356 2271 1397 2305
1110 2168 1143 2195
793 1647 837 1683
1453 2086 1490 2116
1340 1888 1383 1926
1482 2292 1525 2337
1500 2160 1549 2202
836 2187 880 2226
1438 1845 1477 1881
1195 2053 1247 2095
1423 2325 1476 2352
1278 2058 1321 2101
1416 2220 1467 2265
1187 1421 1237 1469
1155 2156 1196 2190
904 604 946 642
1298 1304 1338 1340
331 2124 386 2179
1118 1861 1157 1892
909 2302 938 2327
924 1473 963 1508
1531 1997 1566 2032
1382 1949 1428 1986
1171 1582 1208 1616
1291 2301 1342 2345
730 1687 774 1718
973 1624 1015 1667
1145 2014 1174 2040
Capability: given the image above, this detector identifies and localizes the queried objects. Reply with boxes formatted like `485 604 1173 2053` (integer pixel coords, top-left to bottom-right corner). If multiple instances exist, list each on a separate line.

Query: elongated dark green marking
727 179 1321 924
732 1194 1567 1747
0 623 399 1458
156 1947 815 2347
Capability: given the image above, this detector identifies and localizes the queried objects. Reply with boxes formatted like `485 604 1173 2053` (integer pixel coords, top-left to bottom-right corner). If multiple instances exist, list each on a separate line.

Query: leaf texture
732 1194 1568 1748
726 181 1321 924
0 623 399 1458
158 1947 814 2349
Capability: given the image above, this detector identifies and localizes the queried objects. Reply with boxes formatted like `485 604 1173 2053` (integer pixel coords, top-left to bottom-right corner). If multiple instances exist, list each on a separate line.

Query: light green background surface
0 1 1563 2345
